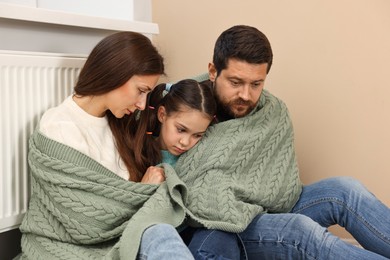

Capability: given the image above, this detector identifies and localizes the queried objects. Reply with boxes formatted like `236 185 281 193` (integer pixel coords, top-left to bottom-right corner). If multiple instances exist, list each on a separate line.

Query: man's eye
252 83 262 88
231 81 240 86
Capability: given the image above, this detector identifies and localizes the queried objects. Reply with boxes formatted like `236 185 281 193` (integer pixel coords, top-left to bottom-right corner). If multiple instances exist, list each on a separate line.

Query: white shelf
0 3 159 34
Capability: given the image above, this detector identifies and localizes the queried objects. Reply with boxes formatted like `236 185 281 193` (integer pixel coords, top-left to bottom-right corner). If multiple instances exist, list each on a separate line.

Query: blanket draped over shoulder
174 89 302 231
19 89 302 259
19 131 187 259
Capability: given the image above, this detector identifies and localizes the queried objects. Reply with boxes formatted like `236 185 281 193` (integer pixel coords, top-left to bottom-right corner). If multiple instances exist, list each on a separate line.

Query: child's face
158 106 211 156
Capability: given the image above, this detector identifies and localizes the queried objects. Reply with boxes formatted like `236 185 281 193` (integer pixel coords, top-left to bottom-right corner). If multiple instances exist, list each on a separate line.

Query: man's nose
238 85 250 101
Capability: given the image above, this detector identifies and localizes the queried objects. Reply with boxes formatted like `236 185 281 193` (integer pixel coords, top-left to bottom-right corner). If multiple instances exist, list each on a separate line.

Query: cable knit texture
19 131 187 260
174 88 303 231
19 88 302 259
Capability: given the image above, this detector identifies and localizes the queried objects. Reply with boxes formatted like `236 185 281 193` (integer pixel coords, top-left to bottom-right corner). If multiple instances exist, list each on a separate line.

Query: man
175 25 390 259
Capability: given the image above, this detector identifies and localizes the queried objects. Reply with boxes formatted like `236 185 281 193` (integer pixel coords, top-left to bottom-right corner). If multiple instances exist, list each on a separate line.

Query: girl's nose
179 137 189 146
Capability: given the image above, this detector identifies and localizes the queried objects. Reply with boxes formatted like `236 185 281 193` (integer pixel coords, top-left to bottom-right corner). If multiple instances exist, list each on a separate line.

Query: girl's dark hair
73 31 165 182
129 79 217 180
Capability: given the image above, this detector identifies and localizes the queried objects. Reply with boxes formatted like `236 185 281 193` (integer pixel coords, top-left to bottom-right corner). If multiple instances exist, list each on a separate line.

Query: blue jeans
138 224 194 260
190 177 390 259
187 228 241 260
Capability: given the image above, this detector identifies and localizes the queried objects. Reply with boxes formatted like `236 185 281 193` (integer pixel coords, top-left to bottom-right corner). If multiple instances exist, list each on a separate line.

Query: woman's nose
135 96 147 110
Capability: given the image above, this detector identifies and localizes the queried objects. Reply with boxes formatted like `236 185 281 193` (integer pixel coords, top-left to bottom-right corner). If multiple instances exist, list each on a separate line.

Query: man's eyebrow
253 79 265 83
228 76 264 83
227 76 243 81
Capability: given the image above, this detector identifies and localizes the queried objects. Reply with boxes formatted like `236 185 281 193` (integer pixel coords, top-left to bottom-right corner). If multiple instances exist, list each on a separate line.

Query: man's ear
157 106 166 123
208 62 217 82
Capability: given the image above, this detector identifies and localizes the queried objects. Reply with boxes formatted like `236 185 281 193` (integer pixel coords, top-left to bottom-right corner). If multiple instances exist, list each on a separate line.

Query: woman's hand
141 166 166 184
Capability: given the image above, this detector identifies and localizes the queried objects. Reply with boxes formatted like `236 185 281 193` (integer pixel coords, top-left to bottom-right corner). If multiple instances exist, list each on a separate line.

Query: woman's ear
208 62 217 82
157 106 166 123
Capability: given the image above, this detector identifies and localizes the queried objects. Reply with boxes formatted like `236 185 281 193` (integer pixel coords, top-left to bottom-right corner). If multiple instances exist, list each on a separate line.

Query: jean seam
197 230 216 252
243 240 318 260
293 197 390 245
236 234 248 260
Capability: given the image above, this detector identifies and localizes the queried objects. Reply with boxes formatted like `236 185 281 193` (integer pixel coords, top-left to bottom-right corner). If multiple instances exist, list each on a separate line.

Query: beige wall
152 0 390 237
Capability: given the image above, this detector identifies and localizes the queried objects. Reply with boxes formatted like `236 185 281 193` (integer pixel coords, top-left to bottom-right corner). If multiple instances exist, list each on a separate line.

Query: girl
132 79 217 169
132 79 241 260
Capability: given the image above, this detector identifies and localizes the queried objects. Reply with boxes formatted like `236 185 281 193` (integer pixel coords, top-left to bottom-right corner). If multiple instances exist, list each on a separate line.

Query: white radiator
0 50 86 233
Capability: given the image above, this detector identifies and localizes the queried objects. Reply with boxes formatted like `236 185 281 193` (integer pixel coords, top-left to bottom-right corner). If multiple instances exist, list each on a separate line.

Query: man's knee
189 229 240 259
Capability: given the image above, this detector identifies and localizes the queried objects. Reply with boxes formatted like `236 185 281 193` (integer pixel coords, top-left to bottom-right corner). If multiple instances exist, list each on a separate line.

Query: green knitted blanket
174 89 302 232
19 89 302 259
19 131 187 259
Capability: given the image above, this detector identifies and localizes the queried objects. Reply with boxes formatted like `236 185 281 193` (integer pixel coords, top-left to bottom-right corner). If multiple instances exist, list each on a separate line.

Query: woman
19 31 194 259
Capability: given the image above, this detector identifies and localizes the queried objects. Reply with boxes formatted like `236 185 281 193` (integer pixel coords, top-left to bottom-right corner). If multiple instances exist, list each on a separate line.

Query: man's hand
141 166 166 184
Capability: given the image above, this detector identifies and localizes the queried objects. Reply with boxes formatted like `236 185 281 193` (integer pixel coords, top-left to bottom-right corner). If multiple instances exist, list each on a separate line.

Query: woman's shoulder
40 96 72 121
39 96 86 145
41 96 73 126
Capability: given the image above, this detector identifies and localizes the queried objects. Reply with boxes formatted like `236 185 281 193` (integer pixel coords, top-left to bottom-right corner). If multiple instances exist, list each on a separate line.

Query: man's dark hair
213 25 273 75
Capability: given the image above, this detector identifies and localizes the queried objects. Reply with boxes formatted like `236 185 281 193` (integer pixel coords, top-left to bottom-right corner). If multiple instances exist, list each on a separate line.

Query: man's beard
215 93 256 119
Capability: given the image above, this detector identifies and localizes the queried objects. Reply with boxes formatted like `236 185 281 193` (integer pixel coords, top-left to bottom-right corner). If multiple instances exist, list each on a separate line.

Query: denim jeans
138 223 194 260
190 177 390 259
187 228 241 260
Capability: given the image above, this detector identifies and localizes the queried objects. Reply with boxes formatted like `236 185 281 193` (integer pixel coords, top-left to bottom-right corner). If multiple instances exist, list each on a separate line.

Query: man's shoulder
191 73 209 82
262 89 288 109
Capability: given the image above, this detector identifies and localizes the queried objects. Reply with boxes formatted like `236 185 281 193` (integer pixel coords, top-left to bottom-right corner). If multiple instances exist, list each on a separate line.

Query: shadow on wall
0 229 22 259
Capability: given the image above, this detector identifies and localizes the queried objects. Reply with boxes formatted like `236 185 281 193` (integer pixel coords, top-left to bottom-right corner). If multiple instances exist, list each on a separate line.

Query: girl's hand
141 166 166 184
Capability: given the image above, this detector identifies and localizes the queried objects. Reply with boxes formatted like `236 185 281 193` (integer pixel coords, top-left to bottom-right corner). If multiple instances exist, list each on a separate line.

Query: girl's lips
173 146 186 154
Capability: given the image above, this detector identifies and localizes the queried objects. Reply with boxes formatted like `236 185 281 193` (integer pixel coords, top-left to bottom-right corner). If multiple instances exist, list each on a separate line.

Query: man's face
209 59 268 118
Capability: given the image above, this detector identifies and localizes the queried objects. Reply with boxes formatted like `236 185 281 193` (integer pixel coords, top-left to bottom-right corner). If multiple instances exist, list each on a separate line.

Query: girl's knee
143 224 178 240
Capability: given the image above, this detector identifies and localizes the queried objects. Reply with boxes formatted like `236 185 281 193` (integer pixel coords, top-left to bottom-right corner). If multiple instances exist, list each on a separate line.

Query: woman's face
158 106 212 156
105 74 160 118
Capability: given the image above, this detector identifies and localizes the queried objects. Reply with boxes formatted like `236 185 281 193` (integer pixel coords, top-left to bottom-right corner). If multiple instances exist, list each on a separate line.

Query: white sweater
39 95 129 180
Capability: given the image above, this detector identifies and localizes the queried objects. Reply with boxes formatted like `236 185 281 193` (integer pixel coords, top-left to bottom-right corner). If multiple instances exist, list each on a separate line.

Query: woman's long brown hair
73 31 164 182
